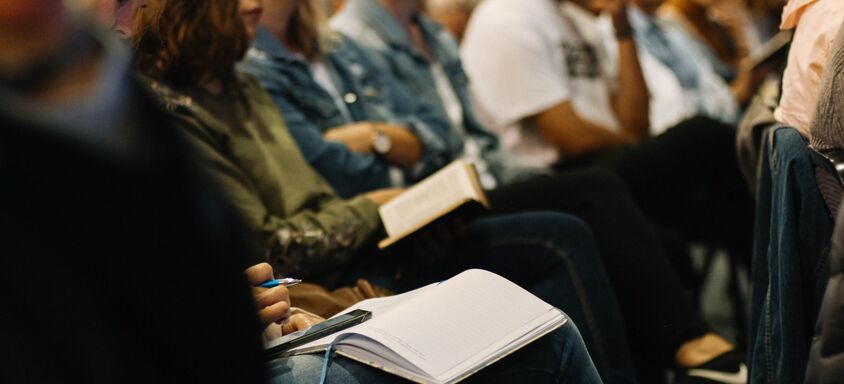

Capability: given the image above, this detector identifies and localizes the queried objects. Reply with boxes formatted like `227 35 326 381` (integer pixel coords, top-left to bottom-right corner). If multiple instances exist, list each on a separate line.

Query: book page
349 269 559 380
379 160 480 239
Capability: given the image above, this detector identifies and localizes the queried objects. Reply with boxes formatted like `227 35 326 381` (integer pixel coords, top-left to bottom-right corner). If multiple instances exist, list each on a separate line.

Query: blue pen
259 278 302 288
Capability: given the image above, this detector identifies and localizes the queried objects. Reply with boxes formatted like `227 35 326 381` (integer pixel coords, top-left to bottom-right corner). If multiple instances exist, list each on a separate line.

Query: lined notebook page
351 269 555 380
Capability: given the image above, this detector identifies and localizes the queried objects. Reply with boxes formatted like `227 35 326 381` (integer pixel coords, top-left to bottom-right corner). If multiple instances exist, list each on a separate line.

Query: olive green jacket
145 74 381 280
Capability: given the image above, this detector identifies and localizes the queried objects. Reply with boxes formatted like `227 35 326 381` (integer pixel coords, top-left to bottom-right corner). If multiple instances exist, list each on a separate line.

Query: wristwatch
372 127 392 156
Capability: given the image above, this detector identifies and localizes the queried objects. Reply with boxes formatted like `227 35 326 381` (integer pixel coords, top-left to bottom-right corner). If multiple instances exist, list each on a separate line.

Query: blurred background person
424 0 483 42
0 0 269 382
620 0 774 133
660 0 761 80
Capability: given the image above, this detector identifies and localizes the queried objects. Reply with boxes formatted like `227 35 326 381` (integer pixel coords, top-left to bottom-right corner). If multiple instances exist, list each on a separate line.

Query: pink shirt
774 0 844 137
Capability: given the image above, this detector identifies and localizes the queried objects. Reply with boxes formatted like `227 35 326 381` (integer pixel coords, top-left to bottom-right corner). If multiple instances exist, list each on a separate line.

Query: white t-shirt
309 59 355 123
430 62 498 189
461 0 620 167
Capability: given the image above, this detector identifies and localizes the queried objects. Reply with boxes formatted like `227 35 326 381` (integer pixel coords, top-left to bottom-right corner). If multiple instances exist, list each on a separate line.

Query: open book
282 269 567 384
378 160 488 248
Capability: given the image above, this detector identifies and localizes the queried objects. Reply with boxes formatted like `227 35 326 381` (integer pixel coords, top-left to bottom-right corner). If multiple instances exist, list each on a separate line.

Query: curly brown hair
132 0 250 86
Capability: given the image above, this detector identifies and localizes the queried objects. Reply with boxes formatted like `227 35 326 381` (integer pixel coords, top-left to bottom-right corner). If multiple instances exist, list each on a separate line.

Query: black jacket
0 78 267 384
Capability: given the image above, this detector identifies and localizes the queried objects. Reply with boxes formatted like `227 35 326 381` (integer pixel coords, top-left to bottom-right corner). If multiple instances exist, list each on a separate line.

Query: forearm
266 195 381 278
531 102 634 157
611 11 650 138
372 123 423 168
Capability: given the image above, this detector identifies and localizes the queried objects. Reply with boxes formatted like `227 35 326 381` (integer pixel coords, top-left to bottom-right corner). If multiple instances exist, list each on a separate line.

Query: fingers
281 313 321 334
258 299 291 328
252 284 290 309
244 262 274 285
253 284 291 327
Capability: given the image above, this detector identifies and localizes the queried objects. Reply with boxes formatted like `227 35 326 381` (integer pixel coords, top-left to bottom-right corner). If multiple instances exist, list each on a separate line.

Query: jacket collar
250 27 306 65
345 0 444 62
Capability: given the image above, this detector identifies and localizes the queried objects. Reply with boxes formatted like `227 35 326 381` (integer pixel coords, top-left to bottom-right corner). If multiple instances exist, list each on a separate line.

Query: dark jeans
345 212 634 384
267 320 602 384
487 169 709 382
558 117 755 262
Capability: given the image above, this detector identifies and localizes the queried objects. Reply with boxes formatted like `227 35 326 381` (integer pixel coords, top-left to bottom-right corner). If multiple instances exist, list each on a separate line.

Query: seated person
0 1 269 381
774 0 844 138
457 0 753 253
127 0 634 381
249 263 604 384
333 0 750 381
659 0 757 79
620 0 770 133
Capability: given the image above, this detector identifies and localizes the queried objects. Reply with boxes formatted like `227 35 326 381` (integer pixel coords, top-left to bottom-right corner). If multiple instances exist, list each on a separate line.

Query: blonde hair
289 0 336 60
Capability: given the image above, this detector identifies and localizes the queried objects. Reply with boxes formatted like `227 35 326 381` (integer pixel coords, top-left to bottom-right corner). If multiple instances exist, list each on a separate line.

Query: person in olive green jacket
144 73 395 284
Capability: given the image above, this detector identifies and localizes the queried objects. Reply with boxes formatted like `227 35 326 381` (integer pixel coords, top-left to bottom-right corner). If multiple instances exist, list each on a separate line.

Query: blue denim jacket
750 126 835 384
332 0 542 186
237 28 451 198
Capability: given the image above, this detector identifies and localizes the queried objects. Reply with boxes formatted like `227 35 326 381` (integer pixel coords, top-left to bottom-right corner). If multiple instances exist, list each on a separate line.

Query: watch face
374 132 392 155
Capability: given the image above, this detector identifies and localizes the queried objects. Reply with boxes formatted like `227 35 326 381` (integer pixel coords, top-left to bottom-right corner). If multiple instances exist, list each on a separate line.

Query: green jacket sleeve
174 113 382 278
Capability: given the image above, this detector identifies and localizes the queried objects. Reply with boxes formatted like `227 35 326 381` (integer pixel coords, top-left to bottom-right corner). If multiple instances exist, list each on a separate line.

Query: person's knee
504 212 593 244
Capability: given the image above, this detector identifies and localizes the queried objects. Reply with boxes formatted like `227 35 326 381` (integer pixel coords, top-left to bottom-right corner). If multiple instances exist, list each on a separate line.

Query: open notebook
283 269 567 384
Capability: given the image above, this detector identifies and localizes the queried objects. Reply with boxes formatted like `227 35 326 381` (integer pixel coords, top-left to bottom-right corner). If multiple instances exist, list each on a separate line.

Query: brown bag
288 279 393 318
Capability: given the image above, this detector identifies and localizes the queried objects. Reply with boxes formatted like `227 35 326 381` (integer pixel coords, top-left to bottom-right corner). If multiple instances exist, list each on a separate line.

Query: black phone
264 309 372 358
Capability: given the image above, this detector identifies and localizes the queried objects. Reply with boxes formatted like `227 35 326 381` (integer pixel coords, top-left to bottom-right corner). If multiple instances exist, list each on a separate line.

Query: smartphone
264 309 372 358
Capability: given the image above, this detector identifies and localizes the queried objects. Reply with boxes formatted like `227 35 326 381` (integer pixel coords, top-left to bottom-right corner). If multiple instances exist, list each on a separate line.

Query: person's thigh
585 117 753 252
455 212 635 384
488 170 709 368
267 353 405 384
468 322 603 384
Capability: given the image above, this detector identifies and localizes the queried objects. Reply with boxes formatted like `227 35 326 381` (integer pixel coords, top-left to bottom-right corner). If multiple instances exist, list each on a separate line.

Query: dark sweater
0 78 266 384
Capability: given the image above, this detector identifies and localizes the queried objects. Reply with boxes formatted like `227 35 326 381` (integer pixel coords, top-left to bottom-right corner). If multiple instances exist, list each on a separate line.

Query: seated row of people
12 0 844 382
120 0 751 382
102 1 776 380
0 1 604 383
238 0 749 382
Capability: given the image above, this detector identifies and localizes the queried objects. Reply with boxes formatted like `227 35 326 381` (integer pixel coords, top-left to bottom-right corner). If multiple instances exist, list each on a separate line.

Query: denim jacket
332 0 543 186
237 28 451 198
750 126 835 384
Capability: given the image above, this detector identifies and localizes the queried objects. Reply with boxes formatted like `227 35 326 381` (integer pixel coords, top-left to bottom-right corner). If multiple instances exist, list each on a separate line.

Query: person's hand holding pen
244 263 293 327
244 263 323 337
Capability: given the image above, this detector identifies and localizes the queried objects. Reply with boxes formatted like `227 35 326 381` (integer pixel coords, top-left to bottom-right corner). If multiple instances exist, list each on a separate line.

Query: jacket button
344 93 358 104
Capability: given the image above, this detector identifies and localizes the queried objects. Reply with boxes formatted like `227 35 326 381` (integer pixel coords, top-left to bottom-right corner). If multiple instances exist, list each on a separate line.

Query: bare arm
528 101 635 157
324 122 423 168
610 6 650 139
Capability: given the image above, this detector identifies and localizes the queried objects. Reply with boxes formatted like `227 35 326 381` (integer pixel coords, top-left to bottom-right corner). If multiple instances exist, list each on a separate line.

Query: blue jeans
344 212 634 383
749 126 835 383
267 321 602 383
